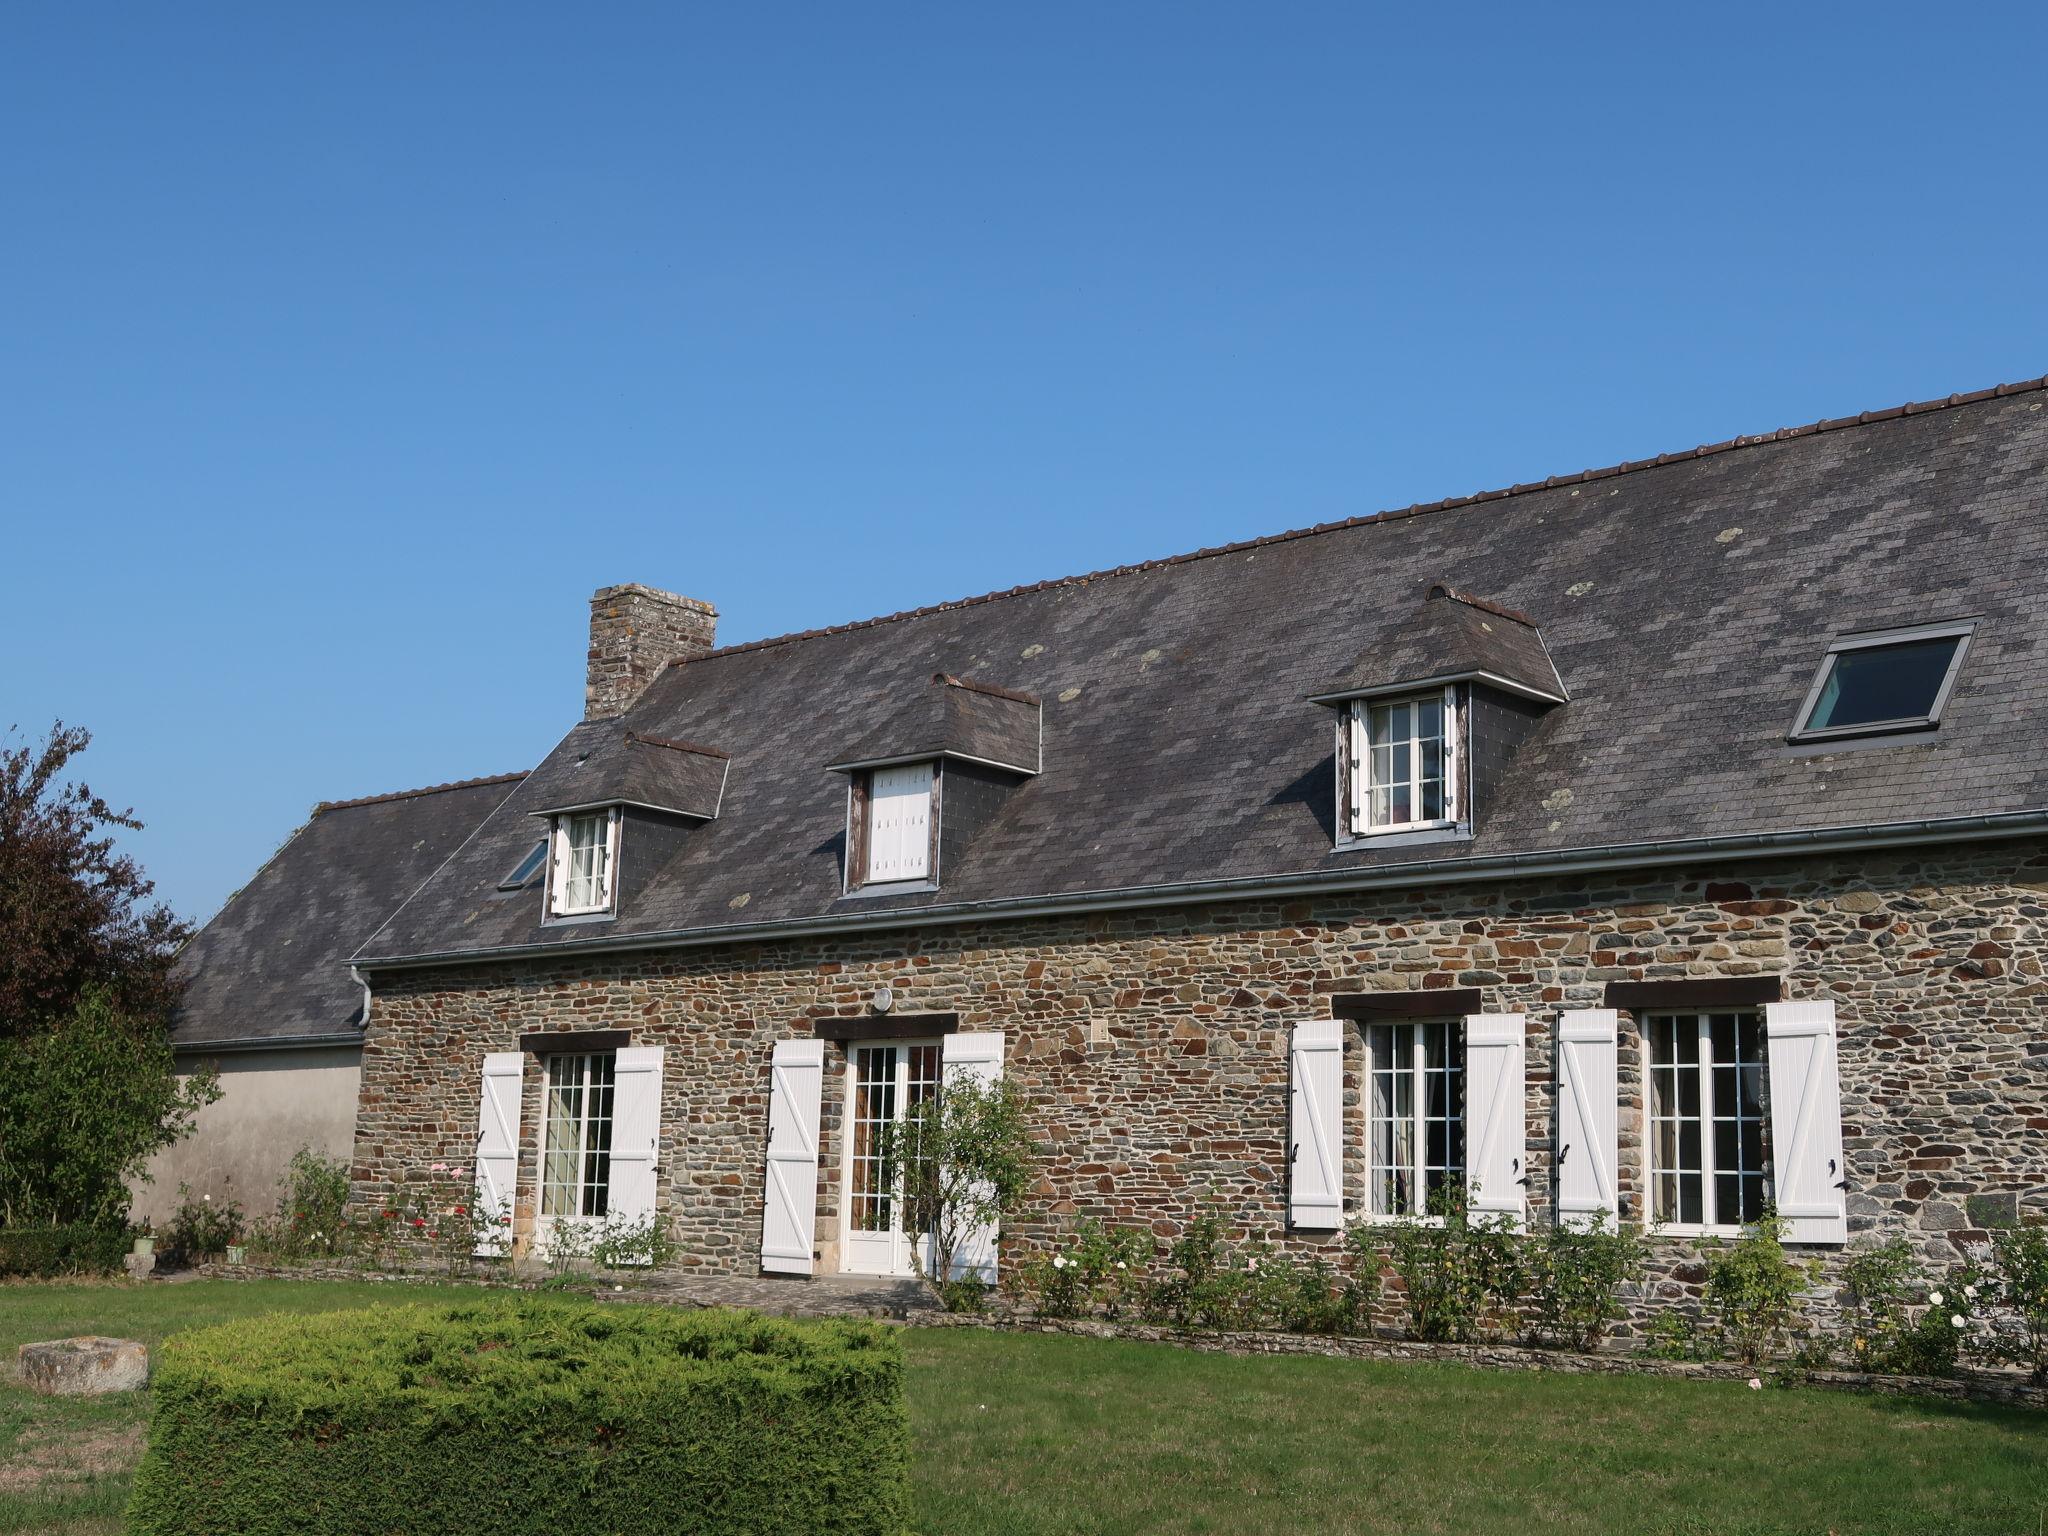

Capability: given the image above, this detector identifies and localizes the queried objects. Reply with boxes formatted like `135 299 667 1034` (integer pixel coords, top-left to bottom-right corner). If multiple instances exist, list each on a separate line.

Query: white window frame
862 761 935 887
1644 1010 1770 1237
1347 686 1460 838
1788 619 1975 742
1360 1017 1466 1222
548 807 621 918
538 1049 616 1227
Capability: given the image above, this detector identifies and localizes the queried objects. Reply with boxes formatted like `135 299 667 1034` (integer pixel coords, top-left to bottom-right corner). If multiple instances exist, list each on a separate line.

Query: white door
842 1039 942 1276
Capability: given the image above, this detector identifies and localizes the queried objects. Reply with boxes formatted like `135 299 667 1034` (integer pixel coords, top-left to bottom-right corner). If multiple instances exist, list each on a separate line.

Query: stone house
192 378 2048 1290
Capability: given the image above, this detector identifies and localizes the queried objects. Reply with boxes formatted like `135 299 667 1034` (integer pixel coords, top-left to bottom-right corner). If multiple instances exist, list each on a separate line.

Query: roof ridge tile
313 772 528 817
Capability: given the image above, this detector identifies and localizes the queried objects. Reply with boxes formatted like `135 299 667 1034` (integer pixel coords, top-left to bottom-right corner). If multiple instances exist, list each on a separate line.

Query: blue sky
5 5 2046 924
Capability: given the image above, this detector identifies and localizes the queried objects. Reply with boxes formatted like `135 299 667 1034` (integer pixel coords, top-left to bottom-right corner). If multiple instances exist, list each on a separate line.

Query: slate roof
1311 585 1566 704
353 378 2048 967
827 674 1043 775
172 775 522 1045
529 731 729 821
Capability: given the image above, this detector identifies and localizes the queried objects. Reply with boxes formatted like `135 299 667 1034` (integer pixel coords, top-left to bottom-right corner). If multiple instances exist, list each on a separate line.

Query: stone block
18 1336 149 1395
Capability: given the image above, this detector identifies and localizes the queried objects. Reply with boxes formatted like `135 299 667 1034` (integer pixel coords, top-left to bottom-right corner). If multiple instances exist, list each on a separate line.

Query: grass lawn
3 1282 2045 1535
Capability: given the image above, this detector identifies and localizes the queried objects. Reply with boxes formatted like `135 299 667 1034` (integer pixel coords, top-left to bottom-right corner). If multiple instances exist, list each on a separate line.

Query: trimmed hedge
127 1299 910 1535
0 1223 131 1277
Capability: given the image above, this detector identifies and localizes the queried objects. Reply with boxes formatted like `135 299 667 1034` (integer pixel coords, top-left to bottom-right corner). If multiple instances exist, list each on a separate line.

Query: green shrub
1527 1213 1647 1351
1023 1217 1151 1319
0 987 219 1227
0 1222 132 1277
1261 1251 1376 1335
250 1147 352 1265
1701 1213 1820 1366
1835 1238 1979 1375
1384 1185 1525 1343
127 1299 909 1536
161 1183 244 1265
1637 1310 1713 1362
1983 1224 2048 1382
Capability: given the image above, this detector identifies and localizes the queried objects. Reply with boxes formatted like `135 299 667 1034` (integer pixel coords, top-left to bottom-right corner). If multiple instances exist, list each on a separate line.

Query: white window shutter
760 1038 825 1275
607 1047 665 1244
1288 1020 1344 1229
940 1031 1006 1281
1554 1009 1620 1223
472 1052 523 1257
1463 1014 1526 1225
866 763 933 882
1765 1000 1848 1244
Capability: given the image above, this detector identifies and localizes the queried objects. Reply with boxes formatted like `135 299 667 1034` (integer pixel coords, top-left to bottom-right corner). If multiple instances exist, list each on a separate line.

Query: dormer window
1790 621 1974 742
1347 687 1460 837
863 762 934 885
549 808 620 918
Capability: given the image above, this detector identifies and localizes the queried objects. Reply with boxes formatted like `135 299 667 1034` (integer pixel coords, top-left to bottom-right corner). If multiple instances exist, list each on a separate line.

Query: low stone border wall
917 1314 2048 1411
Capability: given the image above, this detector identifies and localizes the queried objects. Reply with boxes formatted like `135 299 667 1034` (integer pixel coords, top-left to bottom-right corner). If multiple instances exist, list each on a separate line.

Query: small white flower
614 1284 623 1293
1052 1255 1067 1270
1928 1290 1944 1306
1116 1261 1127 1271
1951 1314 1965 1328
1747 1378 1762 1391
203 1194 212 1203
1963 1284 1979 1300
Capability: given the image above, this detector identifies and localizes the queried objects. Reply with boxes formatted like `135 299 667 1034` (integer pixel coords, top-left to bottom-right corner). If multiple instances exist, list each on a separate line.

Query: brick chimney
585 583 718 719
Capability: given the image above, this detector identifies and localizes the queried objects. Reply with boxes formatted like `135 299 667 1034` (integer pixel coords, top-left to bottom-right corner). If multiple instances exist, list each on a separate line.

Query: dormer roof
528 729 729 821
825 673 1042 776
1309 584 1567 706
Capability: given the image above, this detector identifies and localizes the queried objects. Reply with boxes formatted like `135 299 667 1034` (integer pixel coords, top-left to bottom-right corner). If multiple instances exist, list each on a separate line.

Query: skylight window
498 839 548 891
1791 622 1974 741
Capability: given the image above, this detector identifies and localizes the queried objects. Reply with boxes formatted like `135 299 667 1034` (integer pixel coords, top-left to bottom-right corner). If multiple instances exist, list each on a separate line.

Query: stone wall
350 838 2048 1300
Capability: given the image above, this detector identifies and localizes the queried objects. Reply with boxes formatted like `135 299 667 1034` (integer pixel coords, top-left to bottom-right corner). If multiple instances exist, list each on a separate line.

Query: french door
842 1040 942 1276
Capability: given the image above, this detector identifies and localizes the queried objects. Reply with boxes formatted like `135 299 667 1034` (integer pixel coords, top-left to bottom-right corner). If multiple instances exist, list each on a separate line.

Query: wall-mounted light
872 985 894 1014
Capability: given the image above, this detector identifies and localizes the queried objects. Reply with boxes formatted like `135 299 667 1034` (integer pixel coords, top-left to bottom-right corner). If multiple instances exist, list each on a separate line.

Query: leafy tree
885 1075 1035 1307
0 721 189 1033
0 987 219 1226
0 722 209 1227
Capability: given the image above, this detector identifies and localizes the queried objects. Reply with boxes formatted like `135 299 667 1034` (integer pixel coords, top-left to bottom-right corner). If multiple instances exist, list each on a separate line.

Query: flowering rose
431 1163 447 1173
1747 1378 1762 1391
1929 1290 1944 1306
1247 1258 1259 1272
454 1205 467 1216
430 1231 440 1239
1963 1284 1978 1300
411 1217 426 1228
1052 1255 1067 1270
1951 1314 1965 1328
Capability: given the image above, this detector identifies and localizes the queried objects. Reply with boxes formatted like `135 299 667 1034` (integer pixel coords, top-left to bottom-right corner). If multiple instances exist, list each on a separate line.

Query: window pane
1805 637 1959 731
